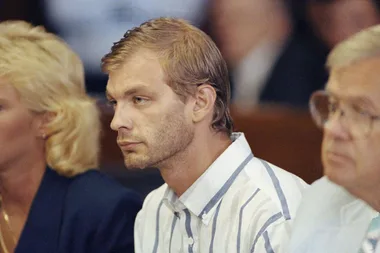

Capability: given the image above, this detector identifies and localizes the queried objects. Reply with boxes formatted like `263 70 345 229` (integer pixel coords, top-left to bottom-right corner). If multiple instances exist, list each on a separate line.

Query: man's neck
347 185 380 213
159 131 232 197
363 192 380 213
0 154 46 216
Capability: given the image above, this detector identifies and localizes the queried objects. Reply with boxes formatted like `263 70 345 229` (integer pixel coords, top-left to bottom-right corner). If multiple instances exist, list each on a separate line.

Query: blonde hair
102 17 233 135
327 24 380 69
0 21 100 176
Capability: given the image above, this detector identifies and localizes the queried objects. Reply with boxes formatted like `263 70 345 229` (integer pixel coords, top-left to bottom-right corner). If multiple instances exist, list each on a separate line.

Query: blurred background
1 0 379 197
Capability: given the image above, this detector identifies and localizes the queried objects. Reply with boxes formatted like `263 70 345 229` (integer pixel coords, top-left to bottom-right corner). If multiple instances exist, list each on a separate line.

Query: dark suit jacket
259 32 329 108
15 167 142 253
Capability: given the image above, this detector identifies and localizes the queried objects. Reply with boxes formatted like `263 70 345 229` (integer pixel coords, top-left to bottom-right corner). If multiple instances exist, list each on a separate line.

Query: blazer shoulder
66 169 142 214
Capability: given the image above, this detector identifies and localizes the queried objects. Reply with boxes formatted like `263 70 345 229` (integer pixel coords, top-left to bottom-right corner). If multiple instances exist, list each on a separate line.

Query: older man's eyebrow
349 96 377 111
326 88 378 112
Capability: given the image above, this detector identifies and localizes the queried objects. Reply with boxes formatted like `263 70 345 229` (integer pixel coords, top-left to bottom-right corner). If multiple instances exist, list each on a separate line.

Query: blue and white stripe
134 133 308 253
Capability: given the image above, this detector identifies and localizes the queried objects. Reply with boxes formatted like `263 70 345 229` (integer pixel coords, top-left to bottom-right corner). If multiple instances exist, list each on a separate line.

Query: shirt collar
163 132 253 225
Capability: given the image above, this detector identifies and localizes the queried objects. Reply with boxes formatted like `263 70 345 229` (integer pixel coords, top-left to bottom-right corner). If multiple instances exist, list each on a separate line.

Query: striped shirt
134 133 308 253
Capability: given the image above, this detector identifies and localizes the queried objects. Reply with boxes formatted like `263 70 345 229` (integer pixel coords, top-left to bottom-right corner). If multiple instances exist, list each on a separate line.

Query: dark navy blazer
15 168 142 253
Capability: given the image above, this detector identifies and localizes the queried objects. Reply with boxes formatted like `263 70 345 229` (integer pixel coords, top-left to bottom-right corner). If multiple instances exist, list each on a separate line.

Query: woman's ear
36 111 55 139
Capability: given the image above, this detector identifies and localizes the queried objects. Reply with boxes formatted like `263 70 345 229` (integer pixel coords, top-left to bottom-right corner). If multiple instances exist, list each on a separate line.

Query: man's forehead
106 77 151 97
327 72 372 96
106 60 163 93
332 57 380 82
327 62 380 109
106 71 170 99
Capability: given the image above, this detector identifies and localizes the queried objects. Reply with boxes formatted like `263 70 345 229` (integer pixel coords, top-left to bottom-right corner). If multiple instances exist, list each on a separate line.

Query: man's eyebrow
326 89 377 111
123 84 156 96
349 96 377 111
106 84 155 100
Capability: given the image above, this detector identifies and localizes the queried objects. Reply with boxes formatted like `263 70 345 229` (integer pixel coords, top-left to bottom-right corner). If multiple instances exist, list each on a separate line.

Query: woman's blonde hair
0 21 100 176
327 24 380 70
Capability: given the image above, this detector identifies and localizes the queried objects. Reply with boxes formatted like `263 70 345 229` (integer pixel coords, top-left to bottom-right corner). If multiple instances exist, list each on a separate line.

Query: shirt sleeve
250 219 292 253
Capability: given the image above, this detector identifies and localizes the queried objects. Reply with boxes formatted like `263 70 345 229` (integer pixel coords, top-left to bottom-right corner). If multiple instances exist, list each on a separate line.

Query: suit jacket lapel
15 167 70 253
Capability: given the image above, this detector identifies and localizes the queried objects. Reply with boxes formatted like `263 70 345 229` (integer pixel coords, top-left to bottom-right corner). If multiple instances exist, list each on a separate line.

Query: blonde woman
0 21 142 253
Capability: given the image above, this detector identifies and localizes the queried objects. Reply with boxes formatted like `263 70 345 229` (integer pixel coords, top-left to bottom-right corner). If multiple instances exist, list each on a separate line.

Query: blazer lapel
15 167 70 253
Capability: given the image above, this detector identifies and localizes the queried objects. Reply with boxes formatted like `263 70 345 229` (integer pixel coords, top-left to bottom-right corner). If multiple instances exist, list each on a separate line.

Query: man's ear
192 84 216 123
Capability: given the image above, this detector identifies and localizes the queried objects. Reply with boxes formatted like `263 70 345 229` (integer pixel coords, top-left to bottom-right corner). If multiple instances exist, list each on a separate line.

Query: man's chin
324 165 341 182
122 153 149 169
324 165 354 190
123 161 149 170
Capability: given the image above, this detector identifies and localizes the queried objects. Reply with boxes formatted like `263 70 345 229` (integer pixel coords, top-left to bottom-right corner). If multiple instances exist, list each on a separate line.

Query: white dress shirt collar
162 132 253 225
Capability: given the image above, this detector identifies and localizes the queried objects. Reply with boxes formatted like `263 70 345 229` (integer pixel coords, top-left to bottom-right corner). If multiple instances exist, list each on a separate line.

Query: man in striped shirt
102 17 308 253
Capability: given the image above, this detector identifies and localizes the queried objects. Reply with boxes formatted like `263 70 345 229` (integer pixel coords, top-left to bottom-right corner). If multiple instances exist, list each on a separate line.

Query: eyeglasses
309 90 380 137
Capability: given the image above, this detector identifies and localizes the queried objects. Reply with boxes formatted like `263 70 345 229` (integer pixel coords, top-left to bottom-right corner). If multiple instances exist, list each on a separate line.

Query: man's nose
324 109 349 140
110 103 133 131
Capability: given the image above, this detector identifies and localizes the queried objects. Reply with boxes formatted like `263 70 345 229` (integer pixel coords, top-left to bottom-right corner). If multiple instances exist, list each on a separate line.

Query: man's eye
133 96 149 105
352 104 369 116
107 100 117 108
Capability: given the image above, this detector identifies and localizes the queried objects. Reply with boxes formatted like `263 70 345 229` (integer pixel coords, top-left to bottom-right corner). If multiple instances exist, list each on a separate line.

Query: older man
289 24 380 253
